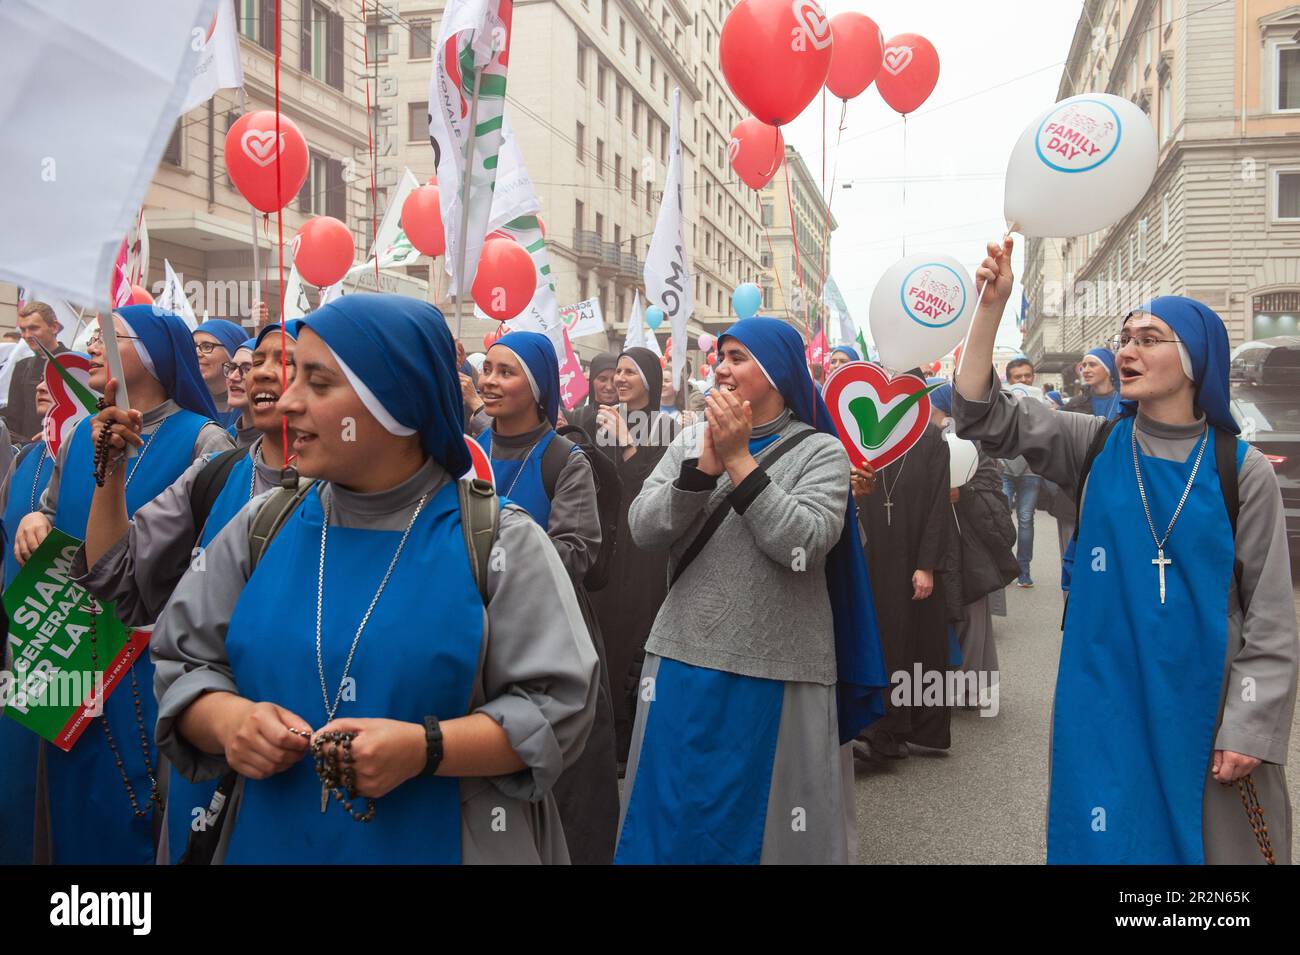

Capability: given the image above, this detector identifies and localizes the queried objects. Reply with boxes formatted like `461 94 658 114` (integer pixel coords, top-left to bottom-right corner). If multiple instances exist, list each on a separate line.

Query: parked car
1229 337 1300 558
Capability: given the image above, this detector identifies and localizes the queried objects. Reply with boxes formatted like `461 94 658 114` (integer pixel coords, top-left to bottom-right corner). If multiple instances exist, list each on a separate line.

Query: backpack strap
248 479 317 571
670 427 817 588
1213 426 1244 594
539 432 578 501
1071 417 1119 544
457 478 499 602
191 448 246 534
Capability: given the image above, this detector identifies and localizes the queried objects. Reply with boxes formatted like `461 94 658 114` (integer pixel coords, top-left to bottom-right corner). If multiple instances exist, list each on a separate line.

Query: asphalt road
852 511 1300 864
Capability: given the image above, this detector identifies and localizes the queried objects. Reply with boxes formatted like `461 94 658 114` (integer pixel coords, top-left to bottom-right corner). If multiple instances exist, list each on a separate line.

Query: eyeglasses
86 331 144 349
1108 333 1183 351
195 341 225 356
222 361 253 378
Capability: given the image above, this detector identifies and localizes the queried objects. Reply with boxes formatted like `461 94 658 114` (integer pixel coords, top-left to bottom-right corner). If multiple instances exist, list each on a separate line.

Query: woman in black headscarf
587 346 679 763
568 351 618 439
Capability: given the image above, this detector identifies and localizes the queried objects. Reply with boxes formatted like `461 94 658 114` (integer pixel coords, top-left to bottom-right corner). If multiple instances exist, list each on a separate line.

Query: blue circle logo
900 263 967 329
1034 98 1123 174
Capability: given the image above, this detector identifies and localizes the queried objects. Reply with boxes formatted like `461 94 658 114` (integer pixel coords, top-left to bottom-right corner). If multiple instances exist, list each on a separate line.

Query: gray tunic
621 412 856 863
955 369 1297 864
36 399 234 521
72 436 282 628
151 459 599 864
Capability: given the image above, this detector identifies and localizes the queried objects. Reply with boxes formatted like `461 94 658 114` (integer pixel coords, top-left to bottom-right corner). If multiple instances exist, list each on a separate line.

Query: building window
409 19 432 59
241 0 274 51
601 0 609 30
597 64 606 103
576 122 585 162
632 100 640 137
1276 169 1300 221
614 154 622 190
596 139 604 177
1138 217 1149 260
301 2 343 90
761 202 773 227
631 174 638 203
299 151 346 221
577 42 587 84
645 178 653 211
366 24 390 59
615 82 624 119
1162 0 1173 30
162 122 183 166
408 102 428 143
636 38 642 71
1161 192 1171 244
579 275 589 301
1279 46 1300 111
575 199 584 233
619 18 626 50
595 212 603 238
1159 72 1172 142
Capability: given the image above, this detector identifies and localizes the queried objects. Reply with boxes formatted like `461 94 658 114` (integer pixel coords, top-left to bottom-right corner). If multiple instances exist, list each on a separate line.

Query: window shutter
299 1 312 70
327 157 346 221
328 10 345 89
298 151 313 212
261 0 276 53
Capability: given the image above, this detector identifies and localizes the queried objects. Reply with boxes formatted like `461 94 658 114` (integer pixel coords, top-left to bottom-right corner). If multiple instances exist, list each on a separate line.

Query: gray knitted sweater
628 410 849 685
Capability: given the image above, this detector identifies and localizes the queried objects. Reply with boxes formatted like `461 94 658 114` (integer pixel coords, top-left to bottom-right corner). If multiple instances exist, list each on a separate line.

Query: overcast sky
782 0 1084 351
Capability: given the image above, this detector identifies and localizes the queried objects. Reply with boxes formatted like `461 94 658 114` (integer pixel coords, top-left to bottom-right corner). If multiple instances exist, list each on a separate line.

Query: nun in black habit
587 346 679 762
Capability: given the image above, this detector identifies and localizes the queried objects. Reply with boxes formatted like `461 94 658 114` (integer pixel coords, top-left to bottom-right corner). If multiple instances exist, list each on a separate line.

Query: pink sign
558 327 589 411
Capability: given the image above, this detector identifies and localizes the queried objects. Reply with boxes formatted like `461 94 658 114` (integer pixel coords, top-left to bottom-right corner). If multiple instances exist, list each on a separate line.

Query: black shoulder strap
191 448 247 534
248 479 316 570
1214 427 1240 536
539 432 577 501
670 428 817 588
457 478 499 602
1071 418 1119 544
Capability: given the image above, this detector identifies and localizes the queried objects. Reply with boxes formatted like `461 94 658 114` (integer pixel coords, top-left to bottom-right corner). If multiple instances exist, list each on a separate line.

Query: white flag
282 265 314 320
369 168 424 268
158 260 198 329
428 0 513 297
624 291 646 351
319 281 346 307
179 0 244 115
0 0 217 308
643 88 692 388
558 298 605 340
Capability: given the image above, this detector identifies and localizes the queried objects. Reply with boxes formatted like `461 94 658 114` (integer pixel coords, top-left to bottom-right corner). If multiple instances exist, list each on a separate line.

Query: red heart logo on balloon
882 46 913 76
792 0 832 50
726 136 741 165
823 361 938 470
241 129 283 168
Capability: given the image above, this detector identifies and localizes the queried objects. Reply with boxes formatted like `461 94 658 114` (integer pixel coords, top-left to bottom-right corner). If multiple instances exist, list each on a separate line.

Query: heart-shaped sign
823 361 939 470
42 352 98 457
241 129 284 168
882 45 913 76
791 0 832 50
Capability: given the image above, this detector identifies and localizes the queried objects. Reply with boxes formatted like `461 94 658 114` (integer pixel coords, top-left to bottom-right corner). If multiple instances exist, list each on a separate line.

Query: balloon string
362 0 379 290
901 115 908 258
761 225 790 323
821 98 847 341
956 227 1015 381
274 0 287 470
783 155 816 427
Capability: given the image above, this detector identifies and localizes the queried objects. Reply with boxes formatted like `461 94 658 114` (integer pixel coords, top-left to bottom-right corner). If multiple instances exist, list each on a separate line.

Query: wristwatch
422 716 444 777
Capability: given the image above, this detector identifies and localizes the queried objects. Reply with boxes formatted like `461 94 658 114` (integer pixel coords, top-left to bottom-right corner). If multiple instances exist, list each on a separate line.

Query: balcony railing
574 230 602 264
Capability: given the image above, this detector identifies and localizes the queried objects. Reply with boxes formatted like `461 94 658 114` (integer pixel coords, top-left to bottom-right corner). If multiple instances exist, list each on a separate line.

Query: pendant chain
315 489 428 723
1131 424 1209 552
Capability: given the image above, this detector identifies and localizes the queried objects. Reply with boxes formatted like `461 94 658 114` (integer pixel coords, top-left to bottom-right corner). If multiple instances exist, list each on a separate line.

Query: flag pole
453 73 482 340
96 302 132 457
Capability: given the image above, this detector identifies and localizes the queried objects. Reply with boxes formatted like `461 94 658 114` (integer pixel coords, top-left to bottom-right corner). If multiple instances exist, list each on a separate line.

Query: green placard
2 529 144 751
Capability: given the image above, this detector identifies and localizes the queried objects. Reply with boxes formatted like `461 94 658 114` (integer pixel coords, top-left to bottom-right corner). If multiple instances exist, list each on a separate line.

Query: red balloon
720 0 834 126
706 351 718 367
128 285 153 305
401 185 446 257
483 324 508 351
471 237 537 321
875 33 940 115
293 216 354 287
825 13 884 100
728 118 785 190
224 110 310 213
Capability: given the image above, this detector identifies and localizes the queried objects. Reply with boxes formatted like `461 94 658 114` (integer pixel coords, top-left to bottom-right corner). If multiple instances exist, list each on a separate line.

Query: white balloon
1004 93 1157 238
943 432 979 489
869 252 976 372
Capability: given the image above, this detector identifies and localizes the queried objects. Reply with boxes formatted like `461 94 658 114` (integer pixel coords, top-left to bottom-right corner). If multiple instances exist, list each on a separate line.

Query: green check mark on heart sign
848 383 943 450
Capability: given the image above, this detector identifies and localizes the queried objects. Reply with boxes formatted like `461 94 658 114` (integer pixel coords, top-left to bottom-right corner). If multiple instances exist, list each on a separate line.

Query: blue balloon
732 282 761 319
645 305 665 330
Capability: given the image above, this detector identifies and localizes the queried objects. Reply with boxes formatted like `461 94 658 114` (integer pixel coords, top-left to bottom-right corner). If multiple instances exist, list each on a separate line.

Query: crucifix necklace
1131 424 1209 605
881 452 909 527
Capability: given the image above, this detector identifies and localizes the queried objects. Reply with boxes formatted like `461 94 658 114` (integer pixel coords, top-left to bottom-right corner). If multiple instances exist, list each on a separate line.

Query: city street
854 511 1300 864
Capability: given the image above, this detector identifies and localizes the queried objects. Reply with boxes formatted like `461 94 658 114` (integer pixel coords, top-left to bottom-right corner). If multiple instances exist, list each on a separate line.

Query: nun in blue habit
1065 346 1123 420
151 293 598 864
0 305 233 865
474 330 620 865
193 318 248 429
68 320 302 864
616 317 888 864
956 295 1296 864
